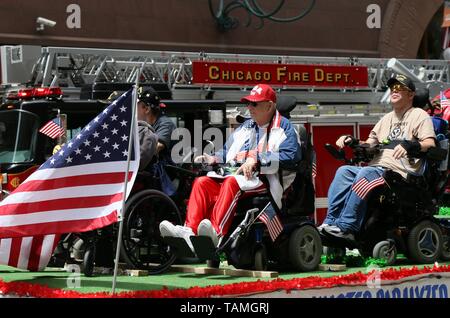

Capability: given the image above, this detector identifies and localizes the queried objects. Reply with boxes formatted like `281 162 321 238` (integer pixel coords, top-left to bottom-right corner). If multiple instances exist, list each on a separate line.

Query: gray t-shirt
138 120 157 171
368 107 436 178
153 114 176 159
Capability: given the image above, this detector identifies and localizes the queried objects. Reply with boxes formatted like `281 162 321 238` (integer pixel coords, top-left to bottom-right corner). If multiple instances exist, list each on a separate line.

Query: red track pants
184 176 267 237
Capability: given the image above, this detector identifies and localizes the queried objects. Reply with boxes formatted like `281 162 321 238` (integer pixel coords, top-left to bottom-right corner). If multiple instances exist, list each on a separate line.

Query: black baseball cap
387 74 416 92
138 87 161 108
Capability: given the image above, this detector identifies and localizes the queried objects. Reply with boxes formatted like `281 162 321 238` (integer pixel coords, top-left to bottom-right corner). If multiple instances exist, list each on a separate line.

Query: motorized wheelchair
163 96 323 272
321 136 450 265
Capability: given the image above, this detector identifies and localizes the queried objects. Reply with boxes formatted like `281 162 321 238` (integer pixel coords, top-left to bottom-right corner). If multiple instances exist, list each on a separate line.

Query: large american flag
258 204 283 242
39 117 65 139
0 89 139 270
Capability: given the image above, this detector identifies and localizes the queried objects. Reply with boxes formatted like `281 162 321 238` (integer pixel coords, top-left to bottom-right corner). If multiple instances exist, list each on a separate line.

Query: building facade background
0 0 444 58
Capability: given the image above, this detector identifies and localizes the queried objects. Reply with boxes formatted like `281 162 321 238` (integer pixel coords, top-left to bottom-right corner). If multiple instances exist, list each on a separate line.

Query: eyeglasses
390 84 411 92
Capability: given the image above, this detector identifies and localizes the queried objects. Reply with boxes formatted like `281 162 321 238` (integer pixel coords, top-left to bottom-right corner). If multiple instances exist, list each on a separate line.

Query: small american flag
441 92 450 109
312 162 317 179
39 117 65 139
0 89 139 270
258 204 283 242
351 176 385 200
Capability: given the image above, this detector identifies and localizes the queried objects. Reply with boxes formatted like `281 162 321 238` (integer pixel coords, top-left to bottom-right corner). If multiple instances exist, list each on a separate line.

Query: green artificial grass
0 259 447 294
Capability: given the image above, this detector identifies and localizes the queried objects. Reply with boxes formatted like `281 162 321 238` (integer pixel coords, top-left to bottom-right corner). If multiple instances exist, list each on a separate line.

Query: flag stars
120 120 127 127
103 151 111 158
84 154 92 161
102 123 109 130
76 133 82 140
75 148 82 155
65 156 73 164
122 150 128 157
121 135 128 142
59 150 65 156
94 116 100 123
94 146 101 152
67 142 73 148
110 114 118 121
83 140 91 147
50 158 56 165
111 128 118 135
93 131 100 138
112 143 119 150
85 124 91 131
103 108 109 114
120 106 127 112
102 137 110 144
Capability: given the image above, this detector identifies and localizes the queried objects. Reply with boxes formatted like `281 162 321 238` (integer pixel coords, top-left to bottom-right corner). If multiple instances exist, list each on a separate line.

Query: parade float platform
1 258 450 298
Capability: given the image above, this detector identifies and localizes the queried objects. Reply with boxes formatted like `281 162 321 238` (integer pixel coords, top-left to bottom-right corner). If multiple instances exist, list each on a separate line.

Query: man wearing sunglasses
160 84 301 250
319 74 436 241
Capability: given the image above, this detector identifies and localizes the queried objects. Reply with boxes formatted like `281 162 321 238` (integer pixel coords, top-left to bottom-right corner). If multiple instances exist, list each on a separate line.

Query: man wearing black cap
319 73 436 241
137 87 176 160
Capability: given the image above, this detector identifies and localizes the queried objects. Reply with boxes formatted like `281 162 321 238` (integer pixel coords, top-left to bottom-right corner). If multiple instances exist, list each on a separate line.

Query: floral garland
0 264 449 298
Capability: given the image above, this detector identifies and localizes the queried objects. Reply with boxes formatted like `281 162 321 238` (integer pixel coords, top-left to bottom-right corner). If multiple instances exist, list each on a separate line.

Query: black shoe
323 226 355 241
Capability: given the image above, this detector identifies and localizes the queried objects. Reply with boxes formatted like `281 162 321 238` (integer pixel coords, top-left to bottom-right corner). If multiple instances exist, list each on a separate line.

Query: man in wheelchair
320 73 437 243
159 84 301 252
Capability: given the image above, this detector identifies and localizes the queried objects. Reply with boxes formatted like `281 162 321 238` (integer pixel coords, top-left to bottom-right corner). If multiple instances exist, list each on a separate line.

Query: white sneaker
197 219 219 247
317 223 331 232
159 221 195 252
173 225 195 252
159 220 177 238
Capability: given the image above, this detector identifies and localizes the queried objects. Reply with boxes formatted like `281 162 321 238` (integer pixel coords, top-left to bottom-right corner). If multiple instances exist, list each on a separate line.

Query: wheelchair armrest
137 171 153 178
426 147 448 162
165 164 198 177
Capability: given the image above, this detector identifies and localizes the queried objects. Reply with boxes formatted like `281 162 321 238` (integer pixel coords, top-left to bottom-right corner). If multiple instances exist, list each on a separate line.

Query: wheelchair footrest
190 236 217 261
162 237 196 259
319 232 358 249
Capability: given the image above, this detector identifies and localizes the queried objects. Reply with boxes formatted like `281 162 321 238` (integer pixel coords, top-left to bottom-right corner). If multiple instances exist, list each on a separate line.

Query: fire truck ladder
30 47 450 116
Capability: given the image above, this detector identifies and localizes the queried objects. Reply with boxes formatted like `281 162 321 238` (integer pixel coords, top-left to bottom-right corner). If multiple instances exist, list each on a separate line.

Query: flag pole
111 64 143 294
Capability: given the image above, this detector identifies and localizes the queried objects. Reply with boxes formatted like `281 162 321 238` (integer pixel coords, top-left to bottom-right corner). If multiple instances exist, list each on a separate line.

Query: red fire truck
1 46 450 224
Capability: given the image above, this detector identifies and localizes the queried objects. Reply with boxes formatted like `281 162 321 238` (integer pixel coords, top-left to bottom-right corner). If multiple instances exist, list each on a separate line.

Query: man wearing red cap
160 84 301 250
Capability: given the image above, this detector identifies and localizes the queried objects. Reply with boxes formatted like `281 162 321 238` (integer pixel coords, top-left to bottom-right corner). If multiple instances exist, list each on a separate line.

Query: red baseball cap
240 84 276 103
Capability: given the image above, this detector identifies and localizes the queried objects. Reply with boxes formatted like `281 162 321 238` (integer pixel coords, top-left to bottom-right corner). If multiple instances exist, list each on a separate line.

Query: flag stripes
441 92 450 108
351 176 385 200
39 118 65 139
0 234 60 271
259 210 283 242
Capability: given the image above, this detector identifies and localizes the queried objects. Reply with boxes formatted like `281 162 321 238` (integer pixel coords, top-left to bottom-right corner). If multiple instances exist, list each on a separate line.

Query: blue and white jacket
213 110 301 208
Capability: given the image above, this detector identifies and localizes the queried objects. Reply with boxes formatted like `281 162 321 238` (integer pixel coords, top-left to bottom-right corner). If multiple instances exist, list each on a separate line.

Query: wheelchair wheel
83 244 96 277
440 235 450 261
120 189 183 274
372 240 397 266
407 220 443 264
289 225 322 271
254 245 268 271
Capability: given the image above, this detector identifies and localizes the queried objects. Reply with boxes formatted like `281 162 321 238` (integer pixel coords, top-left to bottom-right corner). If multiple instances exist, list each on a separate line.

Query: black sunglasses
246 101 258 107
